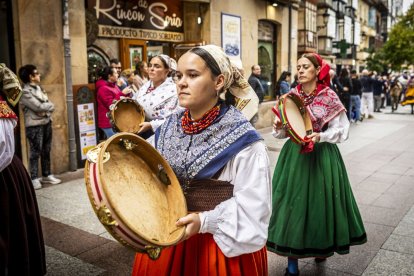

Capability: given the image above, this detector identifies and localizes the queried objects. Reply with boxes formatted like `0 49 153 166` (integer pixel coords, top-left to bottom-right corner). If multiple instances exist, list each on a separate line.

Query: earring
216 90 219 97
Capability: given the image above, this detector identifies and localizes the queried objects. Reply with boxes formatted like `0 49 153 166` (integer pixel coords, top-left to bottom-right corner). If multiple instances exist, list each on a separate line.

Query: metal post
62 0 77 171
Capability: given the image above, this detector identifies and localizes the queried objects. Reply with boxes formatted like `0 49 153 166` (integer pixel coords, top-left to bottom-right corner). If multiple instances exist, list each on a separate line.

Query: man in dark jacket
372 74 385 112
248 65 265 103
329 69 343 96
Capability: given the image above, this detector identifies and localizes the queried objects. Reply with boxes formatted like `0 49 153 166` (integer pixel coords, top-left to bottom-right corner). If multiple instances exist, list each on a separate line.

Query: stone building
1 0 298 173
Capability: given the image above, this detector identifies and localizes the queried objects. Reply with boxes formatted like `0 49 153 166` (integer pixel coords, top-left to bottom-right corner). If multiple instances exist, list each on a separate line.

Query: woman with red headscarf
267 53 366 276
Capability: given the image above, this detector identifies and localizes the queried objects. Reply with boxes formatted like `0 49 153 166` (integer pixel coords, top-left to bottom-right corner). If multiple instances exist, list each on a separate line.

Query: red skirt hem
132 233 268 276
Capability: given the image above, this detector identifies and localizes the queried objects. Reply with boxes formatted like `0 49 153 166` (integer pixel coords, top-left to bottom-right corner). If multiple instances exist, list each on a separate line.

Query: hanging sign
87 0 184 41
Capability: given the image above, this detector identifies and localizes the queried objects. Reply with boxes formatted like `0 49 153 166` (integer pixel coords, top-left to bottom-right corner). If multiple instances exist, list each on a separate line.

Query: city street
36 104 414 276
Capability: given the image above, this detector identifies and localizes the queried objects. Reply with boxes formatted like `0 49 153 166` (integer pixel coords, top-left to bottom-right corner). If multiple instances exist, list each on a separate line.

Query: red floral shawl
292 84 345 132
0 94 17 120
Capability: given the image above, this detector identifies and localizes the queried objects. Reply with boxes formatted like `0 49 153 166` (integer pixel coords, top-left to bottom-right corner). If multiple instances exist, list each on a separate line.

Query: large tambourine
108 98 145 133
85 133 187 259
273 93 313 145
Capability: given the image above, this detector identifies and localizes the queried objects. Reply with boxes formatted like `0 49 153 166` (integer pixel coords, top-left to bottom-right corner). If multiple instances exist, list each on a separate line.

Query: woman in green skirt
267 53 366 276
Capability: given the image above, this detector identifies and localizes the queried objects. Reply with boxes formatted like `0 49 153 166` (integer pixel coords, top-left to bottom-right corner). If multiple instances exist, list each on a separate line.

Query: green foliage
382 3 414 70
366 48 387 73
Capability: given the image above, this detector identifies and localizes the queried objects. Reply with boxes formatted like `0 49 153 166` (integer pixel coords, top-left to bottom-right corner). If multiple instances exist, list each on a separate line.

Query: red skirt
132 233 268 276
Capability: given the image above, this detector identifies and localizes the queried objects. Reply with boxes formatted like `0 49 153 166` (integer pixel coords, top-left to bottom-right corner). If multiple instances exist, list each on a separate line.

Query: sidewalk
36 105 414 275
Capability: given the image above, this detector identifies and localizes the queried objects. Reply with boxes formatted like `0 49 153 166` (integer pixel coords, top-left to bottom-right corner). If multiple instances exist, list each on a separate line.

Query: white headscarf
158 54 177 72
194 45 259 121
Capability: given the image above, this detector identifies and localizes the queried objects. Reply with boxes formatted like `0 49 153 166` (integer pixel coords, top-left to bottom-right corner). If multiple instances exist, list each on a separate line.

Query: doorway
258 20 278 100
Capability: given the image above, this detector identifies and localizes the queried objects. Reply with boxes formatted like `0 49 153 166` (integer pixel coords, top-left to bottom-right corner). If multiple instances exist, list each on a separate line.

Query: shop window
87 47 109 83
258 20 277 100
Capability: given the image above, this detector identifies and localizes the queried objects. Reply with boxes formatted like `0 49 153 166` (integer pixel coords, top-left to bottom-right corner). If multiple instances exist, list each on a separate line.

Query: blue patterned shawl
154 104 262 181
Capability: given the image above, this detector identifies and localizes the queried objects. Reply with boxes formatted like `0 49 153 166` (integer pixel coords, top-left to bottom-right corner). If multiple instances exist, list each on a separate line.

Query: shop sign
98 25 184 42
87 0 184 40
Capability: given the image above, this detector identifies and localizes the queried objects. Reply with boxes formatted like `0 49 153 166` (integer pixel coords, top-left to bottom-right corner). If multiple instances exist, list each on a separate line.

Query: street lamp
317 10 330 31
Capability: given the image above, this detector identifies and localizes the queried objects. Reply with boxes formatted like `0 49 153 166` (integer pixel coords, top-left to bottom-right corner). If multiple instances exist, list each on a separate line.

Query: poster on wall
77 103 97 160
221 13 241 59
129 46 143 69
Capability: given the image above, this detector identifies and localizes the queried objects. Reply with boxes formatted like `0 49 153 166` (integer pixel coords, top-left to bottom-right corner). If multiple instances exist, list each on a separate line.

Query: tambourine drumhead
85 133 187 256
284 98 307 139
111 99 145 133
279 93 313 145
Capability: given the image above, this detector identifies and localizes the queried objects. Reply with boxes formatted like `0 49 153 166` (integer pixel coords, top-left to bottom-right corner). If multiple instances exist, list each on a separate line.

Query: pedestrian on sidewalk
275 71 292 98
0 63 46 275
350 70 362 122
132 45 271 276
360 69 375 119
267 53 367 276
18 64 61 189
338 68 353 119
390 79 403 112
373 73 385 112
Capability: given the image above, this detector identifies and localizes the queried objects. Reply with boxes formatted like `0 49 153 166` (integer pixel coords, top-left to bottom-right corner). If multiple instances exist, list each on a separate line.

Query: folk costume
133 77 179 131
132 45 271 276
132 55 180 132
267 55 367 259
401 77 414 106
0 64 46 275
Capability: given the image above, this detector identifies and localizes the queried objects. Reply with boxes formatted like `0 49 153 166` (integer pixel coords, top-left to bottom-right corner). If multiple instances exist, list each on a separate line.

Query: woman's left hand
138 122 152 133
307 132 321 143
176 213 201 241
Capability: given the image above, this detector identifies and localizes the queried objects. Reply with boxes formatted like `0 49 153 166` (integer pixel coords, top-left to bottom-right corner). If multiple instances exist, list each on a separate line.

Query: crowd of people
92 49 371 276
4 44 414 275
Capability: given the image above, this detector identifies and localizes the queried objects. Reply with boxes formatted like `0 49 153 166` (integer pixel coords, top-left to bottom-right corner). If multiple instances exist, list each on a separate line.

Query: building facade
2 0 298 173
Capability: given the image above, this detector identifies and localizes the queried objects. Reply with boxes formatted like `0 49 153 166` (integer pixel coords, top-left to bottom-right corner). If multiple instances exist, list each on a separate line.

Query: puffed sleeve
198 141 272 257
319 111 350 143
0 118 16 172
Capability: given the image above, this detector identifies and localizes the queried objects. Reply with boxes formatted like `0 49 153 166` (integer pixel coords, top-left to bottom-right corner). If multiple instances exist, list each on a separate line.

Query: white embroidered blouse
132 78 180 131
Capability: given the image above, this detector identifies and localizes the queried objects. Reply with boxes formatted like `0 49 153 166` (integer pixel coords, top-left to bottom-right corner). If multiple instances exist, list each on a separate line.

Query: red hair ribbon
311 53 331 87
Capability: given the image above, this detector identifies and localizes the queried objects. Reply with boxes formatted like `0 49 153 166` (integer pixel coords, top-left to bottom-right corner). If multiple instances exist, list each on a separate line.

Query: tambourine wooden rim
110 98 145 133
280 93 313 145
85 133 187 259
97 133 187 247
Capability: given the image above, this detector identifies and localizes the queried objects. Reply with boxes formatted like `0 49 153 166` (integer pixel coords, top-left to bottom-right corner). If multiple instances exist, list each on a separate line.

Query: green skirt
267 140 366 258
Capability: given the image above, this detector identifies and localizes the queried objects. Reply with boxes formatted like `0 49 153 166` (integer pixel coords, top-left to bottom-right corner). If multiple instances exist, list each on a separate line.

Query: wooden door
119 39 147 70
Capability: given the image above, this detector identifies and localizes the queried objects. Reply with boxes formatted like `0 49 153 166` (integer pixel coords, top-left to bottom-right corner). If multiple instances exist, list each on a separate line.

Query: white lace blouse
132 78 181 131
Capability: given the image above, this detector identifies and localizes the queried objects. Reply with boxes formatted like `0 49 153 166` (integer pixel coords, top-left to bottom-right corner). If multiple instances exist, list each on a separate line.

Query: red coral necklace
299 87 318 106
181 105 220 134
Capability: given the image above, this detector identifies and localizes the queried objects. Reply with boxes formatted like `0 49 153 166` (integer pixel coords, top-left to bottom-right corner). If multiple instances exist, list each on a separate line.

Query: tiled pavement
37 105 414 275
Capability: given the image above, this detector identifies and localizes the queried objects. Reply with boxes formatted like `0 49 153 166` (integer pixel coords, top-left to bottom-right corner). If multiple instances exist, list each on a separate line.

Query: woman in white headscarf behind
132 54 180 138
132 45 271 275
